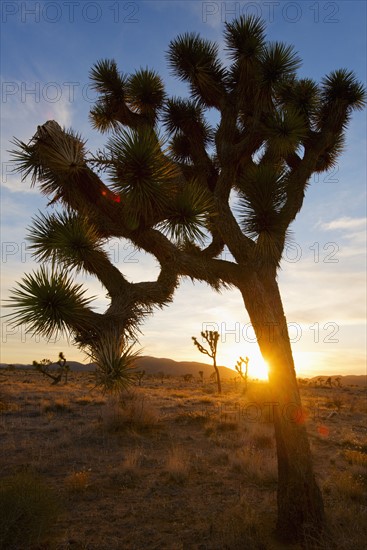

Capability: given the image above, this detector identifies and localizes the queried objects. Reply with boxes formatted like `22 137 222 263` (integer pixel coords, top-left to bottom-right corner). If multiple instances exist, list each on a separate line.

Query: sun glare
248 358 269 381
221 346 269 381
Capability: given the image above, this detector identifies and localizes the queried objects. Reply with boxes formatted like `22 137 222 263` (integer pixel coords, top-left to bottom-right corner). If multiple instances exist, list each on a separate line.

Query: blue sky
1 0 366 376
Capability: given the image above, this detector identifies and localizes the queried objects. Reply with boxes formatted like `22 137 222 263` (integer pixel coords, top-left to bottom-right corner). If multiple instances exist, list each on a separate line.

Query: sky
0 0 366 377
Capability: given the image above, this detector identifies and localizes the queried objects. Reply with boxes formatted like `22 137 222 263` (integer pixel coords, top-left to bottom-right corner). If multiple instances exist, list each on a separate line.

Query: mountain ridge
1 357 366 385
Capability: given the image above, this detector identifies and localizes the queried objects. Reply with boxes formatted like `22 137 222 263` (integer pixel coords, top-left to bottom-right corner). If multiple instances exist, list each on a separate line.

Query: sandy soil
0 369 366 549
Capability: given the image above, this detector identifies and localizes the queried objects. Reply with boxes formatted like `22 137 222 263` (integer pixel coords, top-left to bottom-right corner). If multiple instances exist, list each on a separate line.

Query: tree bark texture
241 274 325 542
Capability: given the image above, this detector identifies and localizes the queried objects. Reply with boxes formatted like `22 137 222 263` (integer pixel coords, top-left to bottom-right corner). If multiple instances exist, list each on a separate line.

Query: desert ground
0 368 366 550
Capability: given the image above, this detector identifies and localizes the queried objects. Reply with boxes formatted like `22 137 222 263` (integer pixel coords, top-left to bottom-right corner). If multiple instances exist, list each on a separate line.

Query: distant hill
307 374 366 387
1 360 365 385
0 361 93 372
134 356 235 379
0 357 235 379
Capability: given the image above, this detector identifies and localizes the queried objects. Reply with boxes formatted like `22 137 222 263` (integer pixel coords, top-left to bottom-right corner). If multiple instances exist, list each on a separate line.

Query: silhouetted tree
135 370 145 386
5 15 365 541
192 331 221 393
334 376 342 388
235 355 249 390
33 352 69 385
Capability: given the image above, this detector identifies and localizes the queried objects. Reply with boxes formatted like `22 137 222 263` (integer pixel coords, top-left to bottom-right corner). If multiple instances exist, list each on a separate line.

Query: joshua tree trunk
241 273 325 541
213 357 222 394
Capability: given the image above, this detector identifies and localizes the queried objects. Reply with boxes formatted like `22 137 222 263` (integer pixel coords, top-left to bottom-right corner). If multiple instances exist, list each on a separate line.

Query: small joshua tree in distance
192 331 221 393
135 369 145 387
235 355 249 391
33 352 70 385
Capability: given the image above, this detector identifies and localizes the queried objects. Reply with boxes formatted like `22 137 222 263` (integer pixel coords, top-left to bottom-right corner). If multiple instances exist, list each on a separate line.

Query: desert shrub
102 394 160 432
64 469 91 493
323 471 365 503
230 448 277 486
0 471 61 549
165 446 189 484
122 448 143 471
304 501 367 550
42 398 72 414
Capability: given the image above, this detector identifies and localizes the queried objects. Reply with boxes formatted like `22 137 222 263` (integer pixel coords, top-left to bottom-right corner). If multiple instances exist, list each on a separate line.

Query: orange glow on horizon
220 345 269 380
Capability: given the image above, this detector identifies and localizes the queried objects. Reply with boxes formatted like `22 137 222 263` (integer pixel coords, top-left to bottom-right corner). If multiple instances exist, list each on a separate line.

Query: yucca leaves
224 15 266 61
4 265 95 340
316 69 366 131
89 59 129 132
225 16 265 100
264 109 308 156
9 137 44 187
163 98 213 145
314 133 345 172
90 59 127 97
237 165 290 266
126 68 165 117
27 211 107 273
237 164 287 237
169 133 192 163
275 78 320 121
89 102 120 133
167 32 226 107
157 182 213 244
320 69 366 110
87 330 139 394
106 126 178 224
9 123 87 197
259 42 301 86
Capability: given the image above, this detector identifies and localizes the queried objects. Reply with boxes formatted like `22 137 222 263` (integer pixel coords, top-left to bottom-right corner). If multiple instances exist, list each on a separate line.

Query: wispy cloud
320 217 366 231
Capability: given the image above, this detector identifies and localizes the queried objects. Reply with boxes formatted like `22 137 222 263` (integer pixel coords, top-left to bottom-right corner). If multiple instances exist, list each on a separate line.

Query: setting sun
219 345 269 381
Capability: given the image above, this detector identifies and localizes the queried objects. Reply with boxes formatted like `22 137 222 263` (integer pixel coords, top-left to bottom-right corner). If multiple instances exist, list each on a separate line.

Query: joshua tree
192 331 221 393
235 355 249 390
5 15 365 541
135 370 146 387
33 352 69 385
334 376 342 388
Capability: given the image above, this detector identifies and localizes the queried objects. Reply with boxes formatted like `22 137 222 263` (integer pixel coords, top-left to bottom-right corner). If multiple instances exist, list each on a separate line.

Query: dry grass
0 369 366 549
211 500 267 549
100 393 160 433
0 471 62 549
165 446 190 483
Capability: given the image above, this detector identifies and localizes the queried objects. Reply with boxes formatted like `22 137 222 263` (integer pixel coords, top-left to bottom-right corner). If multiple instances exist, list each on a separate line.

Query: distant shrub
64 470 91 493
102 394 160 432
0 472 61 549
165 447 189 484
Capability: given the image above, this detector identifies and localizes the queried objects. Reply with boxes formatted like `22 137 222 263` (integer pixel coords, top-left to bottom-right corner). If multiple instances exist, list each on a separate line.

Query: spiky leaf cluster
27 211 107 273
9 123 87 202
87 330 139 394
106 126 177 225
167 33 227 107
157 182 213 244
4 265 95 339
